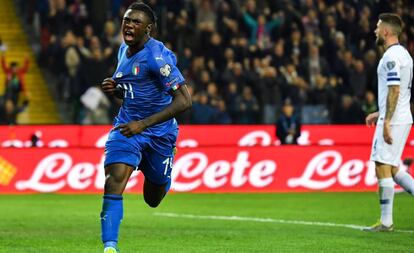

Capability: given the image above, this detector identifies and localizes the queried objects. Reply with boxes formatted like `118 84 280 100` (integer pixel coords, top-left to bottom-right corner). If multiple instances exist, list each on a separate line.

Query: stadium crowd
15 0 414 124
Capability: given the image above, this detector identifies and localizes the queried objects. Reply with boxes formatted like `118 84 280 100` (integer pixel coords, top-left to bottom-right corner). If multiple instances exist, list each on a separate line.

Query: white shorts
370 123 412 166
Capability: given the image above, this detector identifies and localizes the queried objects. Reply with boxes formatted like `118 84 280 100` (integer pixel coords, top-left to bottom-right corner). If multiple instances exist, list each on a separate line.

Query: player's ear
146 24 152 35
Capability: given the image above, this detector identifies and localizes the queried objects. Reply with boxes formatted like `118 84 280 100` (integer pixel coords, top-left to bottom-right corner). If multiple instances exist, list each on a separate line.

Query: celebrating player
99 2 192 252
364 13 414 232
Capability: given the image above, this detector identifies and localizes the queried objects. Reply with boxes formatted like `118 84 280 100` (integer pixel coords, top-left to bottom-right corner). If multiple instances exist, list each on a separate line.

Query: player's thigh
104 131 144 194
139 149 174 187
370 124 411 167
375 162 394 179
104 163 135 194
104 129 143 168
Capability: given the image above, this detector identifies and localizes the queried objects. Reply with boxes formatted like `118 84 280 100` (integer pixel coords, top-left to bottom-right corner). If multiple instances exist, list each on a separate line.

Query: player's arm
116 84 192 138
143 84 192 126
382 55 402 144
1 53 9 72
20 57 29 73
383 85 400 144
385 85 400 122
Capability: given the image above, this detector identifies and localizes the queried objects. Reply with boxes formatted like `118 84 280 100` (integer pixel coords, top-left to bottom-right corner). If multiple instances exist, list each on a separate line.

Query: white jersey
377 44 413 125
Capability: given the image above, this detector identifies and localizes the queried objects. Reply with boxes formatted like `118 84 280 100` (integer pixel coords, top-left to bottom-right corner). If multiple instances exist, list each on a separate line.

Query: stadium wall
0 125 413 194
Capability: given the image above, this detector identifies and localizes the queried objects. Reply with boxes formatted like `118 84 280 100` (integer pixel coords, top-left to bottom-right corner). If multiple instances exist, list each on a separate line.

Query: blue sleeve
148 48 185 93
112 43 126 79
117 43 126 62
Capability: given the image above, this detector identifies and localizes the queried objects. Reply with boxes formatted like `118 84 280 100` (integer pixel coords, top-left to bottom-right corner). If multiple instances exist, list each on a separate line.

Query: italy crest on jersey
132 63 140 76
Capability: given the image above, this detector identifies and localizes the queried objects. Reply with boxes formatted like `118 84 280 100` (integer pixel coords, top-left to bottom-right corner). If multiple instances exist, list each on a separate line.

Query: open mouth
124 30 134 41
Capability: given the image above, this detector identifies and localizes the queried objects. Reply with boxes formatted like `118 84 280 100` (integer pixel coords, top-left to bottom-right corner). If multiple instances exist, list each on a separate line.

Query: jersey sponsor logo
386 61 396 70
115 72 123 78
160 64 171 77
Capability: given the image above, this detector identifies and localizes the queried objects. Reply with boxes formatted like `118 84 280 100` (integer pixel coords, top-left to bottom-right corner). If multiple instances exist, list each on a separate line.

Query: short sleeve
117 43 126 62
112 43 126 78
148 49 185 92
383 53 401 86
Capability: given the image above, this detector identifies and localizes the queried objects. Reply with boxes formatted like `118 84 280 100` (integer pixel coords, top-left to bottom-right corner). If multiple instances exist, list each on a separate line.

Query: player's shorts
370 123 412 167
104 128 177 186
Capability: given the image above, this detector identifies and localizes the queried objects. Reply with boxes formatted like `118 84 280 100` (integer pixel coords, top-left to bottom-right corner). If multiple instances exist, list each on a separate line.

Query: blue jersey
112 38 185 136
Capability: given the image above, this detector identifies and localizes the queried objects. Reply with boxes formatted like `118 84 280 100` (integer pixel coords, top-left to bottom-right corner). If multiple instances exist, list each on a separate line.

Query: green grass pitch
0 192 413 253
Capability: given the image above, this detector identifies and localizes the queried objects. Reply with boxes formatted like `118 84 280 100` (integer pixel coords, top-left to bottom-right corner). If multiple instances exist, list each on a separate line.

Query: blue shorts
104 129 177 186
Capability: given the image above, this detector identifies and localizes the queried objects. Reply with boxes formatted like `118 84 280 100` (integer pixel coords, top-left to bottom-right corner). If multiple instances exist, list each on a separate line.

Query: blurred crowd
15 0 414 125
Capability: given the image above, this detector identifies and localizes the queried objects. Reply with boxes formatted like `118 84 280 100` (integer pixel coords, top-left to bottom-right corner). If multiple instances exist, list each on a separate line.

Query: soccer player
99 2 192 252
364 13 414 232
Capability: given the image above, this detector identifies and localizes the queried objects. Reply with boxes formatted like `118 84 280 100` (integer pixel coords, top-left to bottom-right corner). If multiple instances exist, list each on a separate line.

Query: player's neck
127 35 150 57
385 37 399 50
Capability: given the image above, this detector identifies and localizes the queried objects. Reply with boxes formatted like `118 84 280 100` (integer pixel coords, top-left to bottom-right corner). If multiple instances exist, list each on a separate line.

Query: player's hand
115 121 147 138
383 121 393 145
365 112 379 127
101 78 117 95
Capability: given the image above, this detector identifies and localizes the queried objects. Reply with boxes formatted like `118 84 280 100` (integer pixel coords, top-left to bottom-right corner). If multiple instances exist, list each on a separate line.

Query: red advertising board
1 125 414 148
1 146 413 193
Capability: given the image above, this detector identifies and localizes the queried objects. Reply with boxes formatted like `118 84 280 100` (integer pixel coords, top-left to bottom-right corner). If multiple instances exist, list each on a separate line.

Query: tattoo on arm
385 85 400 122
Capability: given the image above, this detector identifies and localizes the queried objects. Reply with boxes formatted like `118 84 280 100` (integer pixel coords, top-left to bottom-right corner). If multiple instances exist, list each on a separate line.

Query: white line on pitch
154 212 414 234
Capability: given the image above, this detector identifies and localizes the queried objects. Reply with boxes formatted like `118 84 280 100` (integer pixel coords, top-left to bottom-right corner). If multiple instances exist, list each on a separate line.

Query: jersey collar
386 42 400 50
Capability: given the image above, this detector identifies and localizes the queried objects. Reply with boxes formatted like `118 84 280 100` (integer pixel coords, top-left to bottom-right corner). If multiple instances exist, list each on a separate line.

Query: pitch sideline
154 212 414 234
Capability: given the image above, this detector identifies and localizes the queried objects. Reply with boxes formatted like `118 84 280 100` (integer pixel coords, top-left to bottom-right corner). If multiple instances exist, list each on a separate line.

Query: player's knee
104 175 125 194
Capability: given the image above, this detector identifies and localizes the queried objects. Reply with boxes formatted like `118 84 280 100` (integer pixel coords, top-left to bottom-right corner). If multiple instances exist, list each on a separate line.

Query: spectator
206 82 221 108
0 98 26 125
332 95 364 124
234 86 260 124
276 99 301 145
243 10 283 50
196 0 216 32
364 49 379 94
222 62 247 90
224 82 239 122
285 29 306 60
258 66 284 124
349 59 367 99
300 45 330 88
270 40 288 70
213 99 232 124
280 62 308 106
361 90 378 116
191 92 216 124
1 54 29 107
308 74 335 107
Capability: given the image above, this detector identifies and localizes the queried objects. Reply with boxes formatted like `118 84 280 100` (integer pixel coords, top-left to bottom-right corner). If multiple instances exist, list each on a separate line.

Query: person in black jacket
276 99 301 144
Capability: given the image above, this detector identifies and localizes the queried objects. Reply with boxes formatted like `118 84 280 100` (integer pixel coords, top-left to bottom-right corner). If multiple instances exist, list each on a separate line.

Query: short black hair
379 13 403 36
127 2 157 24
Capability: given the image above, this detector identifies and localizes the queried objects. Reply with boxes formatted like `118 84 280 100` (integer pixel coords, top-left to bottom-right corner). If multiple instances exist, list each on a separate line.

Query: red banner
1 146 413 193
1 125 413 148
